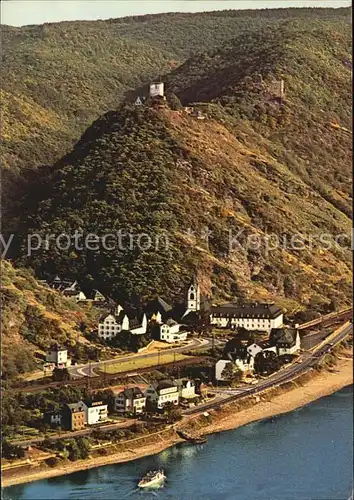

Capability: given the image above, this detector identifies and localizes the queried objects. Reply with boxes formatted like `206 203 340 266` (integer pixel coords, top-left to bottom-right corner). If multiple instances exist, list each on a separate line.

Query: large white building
145 380 179 409
210 303 283 332
81 400 108 425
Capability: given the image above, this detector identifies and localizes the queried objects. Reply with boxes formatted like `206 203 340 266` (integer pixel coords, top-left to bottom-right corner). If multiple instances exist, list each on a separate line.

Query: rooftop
66 402 84 413
121 387 145 399
270 328 298 345
155 379 177 391
211 302 282 319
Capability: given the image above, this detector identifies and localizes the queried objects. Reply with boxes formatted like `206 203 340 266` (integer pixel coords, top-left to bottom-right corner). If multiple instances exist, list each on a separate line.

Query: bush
46 457 59 467
2 441 26 459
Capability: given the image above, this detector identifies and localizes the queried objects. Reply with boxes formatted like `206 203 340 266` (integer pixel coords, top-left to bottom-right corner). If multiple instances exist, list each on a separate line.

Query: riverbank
3 353 352 488
198 353 353 436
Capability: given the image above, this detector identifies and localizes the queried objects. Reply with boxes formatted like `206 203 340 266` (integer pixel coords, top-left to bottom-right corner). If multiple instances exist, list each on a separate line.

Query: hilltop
2 8 351 230
17 18 352 314
2 8 350 175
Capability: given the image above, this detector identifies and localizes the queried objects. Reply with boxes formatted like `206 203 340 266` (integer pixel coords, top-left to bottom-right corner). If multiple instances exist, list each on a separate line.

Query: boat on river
138 469 166 489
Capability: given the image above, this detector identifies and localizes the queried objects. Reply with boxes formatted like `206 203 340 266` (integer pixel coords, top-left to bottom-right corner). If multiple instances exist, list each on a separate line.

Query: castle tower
187 277 200 312
149 82 164 98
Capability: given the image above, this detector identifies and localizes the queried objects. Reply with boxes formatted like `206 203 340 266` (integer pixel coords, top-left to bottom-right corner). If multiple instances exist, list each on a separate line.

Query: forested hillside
1 260 97 379
4 8 352 321
2 7 350 175
17 16 352 314
165 20 352 215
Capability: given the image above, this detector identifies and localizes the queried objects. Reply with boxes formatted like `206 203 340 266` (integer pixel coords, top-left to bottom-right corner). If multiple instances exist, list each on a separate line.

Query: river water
5 386 353 500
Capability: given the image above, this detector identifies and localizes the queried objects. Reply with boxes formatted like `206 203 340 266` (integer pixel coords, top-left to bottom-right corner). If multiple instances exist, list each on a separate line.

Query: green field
98 352 189 374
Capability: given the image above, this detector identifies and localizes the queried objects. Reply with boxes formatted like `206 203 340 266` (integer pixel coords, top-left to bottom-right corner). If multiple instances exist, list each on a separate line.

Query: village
38 273 303 433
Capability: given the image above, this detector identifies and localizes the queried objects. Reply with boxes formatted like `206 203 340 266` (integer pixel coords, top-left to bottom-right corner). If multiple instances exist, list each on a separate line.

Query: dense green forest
2 7 350 175
16 17 352 314
2 8 352 354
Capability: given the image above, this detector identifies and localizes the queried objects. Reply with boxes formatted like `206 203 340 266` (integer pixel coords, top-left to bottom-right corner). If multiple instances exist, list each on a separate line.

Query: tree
166 92 183 111
220 362 243 384
76 437 91 459
2 441 26 459
52 367 70 382
163 402 181 423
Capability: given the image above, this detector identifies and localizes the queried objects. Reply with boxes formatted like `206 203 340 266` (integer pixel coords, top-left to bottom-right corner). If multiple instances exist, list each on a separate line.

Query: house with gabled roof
181 276 210 324
129 313 148 335
44 275 86 301
216 334 265 381
98 307 148 340
145 379 179 409
115 386 146 414
176 378 196 399
269 328 301 356
98 311 130 341
46 344 71 368
62 288 87 302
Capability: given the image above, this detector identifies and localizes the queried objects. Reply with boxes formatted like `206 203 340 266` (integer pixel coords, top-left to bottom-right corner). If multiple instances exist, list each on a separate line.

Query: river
4 386 353 500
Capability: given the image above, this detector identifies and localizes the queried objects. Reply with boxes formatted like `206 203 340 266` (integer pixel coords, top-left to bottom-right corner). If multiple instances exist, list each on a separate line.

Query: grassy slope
0 260 97 379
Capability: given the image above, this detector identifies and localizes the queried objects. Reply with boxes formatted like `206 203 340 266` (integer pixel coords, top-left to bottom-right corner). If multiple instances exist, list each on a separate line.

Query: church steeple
187 276 200 312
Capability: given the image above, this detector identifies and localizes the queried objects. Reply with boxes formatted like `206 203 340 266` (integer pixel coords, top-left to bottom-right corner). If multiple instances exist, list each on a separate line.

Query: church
181 276 210 324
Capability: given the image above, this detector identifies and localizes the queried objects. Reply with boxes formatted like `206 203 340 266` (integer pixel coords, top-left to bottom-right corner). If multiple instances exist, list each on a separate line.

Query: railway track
298 308 352 330
185 322 352 416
